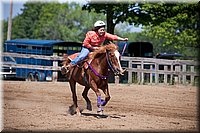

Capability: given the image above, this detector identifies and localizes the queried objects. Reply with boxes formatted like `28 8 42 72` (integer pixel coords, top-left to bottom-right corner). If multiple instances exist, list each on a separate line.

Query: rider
62 20 128 72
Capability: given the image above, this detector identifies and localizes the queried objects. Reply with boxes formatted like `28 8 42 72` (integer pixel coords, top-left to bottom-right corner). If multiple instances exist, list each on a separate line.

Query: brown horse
61 43 125 116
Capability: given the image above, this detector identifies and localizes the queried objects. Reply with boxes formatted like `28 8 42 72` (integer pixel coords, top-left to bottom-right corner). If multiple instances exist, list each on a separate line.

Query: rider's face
97 27 105 36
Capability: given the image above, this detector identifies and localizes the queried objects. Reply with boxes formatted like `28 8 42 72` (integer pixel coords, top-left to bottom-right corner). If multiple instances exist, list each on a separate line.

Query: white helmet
94 20 106 28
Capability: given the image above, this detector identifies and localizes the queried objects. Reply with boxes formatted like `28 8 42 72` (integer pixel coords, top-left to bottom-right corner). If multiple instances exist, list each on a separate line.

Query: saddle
67 52 93 69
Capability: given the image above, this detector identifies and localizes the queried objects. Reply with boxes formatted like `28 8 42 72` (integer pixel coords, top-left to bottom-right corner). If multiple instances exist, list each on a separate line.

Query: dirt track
2 81 199 132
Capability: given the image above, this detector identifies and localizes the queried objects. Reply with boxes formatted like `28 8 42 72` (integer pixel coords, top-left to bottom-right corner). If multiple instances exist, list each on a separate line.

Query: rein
86 62 108 80
121 43 127 56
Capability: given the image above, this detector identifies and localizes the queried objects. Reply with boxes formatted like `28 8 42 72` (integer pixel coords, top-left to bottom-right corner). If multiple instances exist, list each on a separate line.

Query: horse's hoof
68 106 76 115
97 107 104 115
87 104 92 111
76 111 82 116
98 111 103 115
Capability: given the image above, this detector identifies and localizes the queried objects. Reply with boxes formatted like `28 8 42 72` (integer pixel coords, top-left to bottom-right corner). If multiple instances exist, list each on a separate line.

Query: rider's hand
123 38 128 41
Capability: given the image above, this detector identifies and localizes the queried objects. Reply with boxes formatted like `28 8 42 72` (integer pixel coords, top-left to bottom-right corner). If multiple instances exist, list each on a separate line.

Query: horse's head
91 43 126 76
105 43 126 76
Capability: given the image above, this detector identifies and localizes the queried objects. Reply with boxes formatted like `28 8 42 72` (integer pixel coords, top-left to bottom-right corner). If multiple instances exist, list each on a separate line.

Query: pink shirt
83 31 118 49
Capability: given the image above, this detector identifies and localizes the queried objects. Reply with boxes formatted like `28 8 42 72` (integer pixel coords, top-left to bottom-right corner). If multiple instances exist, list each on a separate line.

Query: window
59 46 63 50
46 47 51 51
68 47 73 50
64 47 68 50
53 45 58 50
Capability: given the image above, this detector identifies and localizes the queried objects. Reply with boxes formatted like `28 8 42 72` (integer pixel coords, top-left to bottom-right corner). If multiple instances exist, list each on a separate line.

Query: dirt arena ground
2 81 199 132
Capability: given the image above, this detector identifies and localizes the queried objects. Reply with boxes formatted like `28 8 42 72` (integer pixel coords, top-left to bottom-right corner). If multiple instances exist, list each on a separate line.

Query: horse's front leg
101 85 110 106
90 80 103 114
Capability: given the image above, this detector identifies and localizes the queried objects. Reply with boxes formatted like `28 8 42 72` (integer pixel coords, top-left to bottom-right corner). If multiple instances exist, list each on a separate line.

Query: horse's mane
62 43 118 65
91 43 118 59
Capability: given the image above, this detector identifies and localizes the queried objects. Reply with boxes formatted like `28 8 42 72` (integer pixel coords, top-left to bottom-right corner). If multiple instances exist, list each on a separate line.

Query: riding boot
68 66 75 80
66 63 76 80
66 63 76 71
61 65 67 75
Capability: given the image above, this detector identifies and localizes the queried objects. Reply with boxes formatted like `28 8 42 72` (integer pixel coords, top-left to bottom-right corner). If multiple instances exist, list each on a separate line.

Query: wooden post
175 65 181 84
137 65 141 84
164 65 168 84
53 60 58 82
191 66 195 85
155 63 159 84
178 65 181 84
128 60 132 84
150 64 153 84
7 0 13 40
170 64 173 84
141 61 144 85
115 76 119 85
182 64 186 85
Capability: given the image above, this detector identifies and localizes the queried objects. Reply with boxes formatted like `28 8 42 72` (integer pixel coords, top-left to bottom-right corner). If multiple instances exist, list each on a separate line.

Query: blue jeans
71 47 91 65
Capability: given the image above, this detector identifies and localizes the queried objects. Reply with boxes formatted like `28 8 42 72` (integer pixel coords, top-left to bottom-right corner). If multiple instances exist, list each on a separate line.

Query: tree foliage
82 1 151 34
3 1 106 42
83 1 199 58
140 3 199 57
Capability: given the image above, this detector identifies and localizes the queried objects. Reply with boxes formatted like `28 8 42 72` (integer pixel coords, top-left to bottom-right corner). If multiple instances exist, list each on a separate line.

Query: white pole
7 0 13 40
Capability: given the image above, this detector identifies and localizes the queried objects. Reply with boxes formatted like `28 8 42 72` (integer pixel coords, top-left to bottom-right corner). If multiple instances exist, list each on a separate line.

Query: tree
33 2 106 41
3 1 45 41
15 2 45 39
82 1 151 34
140 3 199 57
3 2 106 42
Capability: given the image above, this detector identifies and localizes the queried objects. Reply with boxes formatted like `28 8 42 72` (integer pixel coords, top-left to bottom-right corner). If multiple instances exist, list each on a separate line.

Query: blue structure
117 41 153 58
4 39 82 81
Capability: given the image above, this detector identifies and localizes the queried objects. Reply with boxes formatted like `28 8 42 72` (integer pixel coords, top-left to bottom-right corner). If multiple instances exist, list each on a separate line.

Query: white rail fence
115 56 199 85
1 52 199 85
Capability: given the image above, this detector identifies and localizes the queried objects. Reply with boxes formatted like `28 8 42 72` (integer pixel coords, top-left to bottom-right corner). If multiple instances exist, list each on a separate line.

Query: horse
61 43 125 116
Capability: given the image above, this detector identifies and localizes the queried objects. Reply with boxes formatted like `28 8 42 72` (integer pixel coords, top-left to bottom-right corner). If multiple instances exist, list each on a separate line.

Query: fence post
170 64 173 84
175 65 181 84
155 63 159 84
115 76 119 85
137 65 141 84
191 66 195 85
164 65 168 84
178 65 181 84
128 60 132 84
141 61 144 84
53 60 58 82
150 64 153 84
182 64 187 85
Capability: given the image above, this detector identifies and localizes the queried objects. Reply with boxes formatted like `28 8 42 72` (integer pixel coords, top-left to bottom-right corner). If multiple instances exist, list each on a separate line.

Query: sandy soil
2 81 199 132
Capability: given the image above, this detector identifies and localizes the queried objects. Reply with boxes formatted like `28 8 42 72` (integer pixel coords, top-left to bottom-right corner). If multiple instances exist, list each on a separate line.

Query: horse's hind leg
69 80 81 116
82 87 92 111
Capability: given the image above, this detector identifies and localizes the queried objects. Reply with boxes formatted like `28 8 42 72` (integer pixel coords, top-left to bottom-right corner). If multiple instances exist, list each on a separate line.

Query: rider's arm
117 36 128 41
105 32 128 41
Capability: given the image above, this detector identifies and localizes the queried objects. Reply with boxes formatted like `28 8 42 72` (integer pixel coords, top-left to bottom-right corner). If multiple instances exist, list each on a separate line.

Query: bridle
106 50 120 75
86 49 120 79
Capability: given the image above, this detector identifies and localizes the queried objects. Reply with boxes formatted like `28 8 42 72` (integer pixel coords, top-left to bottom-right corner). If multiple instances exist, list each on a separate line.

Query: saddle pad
68 53 80 61
67 52 93 69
